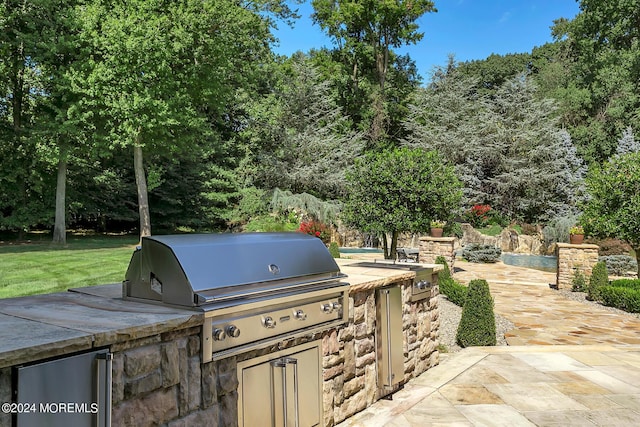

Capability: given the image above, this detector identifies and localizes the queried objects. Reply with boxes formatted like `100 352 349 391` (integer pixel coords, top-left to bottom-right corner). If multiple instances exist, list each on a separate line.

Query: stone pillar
419 237 456 271
556 243 599 290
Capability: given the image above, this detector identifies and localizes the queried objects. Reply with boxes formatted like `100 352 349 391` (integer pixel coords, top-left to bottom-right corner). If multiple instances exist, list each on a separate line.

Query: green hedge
598 286 640 313
609 279 640 289
435 256 468 306
456 279 496 347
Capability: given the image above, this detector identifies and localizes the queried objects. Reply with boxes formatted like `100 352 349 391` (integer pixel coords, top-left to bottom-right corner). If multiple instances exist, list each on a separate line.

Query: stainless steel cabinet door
15 348 112 427
238 342 321 427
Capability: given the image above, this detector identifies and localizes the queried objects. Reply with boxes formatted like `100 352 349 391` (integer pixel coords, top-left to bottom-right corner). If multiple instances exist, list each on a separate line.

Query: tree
240 54 364 200
615 127 640 156
404 69 586 222
555 0 640 163
342 147 462 259
581 152 640 277
312 0 436 146
71 0 275 239
0 0 56 237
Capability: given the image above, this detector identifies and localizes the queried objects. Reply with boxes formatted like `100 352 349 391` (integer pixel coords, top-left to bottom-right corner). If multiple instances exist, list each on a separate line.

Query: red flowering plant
298 220 330 243
468 204 492 228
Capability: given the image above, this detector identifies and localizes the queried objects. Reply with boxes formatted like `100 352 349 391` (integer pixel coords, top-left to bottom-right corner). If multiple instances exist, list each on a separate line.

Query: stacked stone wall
556 243 600 290
419 237 456 272
322 278 439 426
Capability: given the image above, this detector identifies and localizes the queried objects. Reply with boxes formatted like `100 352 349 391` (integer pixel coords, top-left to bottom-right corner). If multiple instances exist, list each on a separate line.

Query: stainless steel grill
123 232 349 362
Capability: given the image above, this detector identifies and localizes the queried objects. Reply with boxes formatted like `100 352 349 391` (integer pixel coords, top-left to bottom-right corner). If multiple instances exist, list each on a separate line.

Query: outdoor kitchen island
0 254 441 427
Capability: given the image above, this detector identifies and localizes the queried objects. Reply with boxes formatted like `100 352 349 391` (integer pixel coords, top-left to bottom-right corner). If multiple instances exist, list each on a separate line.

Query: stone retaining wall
556 243 600 290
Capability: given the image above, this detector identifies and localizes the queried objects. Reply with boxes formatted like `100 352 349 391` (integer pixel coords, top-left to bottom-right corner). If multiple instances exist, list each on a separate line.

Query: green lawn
0 234 138 299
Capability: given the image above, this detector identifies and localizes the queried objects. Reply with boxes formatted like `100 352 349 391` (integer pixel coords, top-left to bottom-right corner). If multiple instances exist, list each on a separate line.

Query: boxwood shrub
609 279 640 289
587 261 609 301
456 279 496 347
436 256 468 306
598 286 640 313
462 244 502 263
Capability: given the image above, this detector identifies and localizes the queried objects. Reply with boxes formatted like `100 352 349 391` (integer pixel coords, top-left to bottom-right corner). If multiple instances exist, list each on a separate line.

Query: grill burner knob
226 325 241 338
213 328 226 341
321 303 333 314
293 309 307 320
263 316 276 328
331 301 343 311
415 280 430 290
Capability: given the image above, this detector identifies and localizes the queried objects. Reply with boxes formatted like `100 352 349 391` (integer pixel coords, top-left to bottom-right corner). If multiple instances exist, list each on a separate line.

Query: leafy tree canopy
342 147 462 258
581 152 640 276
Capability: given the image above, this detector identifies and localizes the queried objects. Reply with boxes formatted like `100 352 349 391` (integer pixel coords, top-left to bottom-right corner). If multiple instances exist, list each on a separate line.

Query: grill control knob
213 328 226 341
226 325 241 338
263 316 276 328
293 309 307 320
416 280 430 290
331 301 343 311
321 303 333 314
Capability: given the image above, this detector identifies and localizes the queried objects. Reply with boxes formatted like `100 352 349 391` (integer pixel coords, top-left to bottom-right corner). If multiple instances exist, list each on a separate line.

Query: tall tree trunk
52 148 67 244
134 144 151 239
389 230 399 261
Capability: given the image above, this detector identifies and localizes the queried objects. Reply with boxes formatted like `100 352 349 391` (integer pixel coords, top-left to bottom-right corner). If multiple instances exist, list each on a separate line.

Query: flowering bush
468 204 492 227
298 220 330 243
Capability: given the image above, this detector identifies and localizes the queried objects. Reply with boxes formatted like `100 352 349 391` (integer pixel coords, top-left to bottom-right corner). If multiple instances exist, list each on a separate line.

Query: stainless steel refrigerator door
377 286 404 389
15 348 112 427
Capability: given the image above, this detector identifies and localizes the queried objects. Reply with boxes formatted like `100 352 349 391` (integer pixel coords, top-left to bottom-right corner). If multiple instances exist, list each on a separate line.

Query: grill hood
123 232 344 308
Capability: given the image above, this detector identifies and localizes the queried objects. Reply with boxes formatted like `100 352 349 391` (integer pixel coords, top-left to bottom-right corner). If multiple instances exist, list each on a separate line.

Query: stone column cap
419 236 456 242
556 243 599 249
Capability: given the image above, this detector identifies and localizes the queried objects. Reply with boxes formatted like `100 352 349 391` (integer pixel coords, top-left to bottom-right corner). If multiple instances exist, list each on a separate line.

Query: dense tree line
1 0 638 243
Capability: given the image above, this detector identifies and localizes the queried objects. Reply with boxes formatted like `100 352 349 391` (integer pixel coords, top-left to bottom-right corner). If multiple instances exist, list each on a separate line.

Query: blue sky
272 0 581 81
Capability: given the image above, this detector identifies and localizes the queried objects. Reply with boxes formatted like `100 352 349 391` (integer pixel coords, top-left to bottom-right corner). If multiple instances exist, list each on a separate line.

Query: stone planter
569 234 585 245
430 227 443 238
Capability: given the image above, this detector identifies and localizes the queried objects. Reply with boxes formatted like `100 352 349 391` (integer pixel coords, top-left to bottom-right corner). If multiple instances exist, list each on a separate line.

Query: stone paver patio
336 260 640 426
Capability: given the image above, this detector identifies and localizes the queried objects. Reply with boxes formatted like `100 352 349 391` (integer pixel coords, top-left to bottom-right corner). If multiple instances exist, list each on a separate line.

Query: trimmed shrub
439 278 468 307
587 261 609 301
462 244 502 263
456 279 496 347
599 255 637 276
435 256 468 306
610 279 640 289
571 269 587 292
435 256 450 280
598 286 640 313
328 241 340 258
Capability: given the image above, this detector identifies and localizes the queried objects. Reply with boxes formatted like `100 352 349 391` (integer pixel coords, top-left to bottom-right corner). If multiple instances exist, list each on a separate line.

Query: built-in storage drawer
237 340 322 427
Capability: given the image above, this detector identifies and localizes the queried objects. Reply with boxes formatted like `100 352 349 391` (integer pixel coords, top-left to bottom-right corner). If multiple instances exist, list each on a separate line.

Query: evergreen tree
615 127 640 156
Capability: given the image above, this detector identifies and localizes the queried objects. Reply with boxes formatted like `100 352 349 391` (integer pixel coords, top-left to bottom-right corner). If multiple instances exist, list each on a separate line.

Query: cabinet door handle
284 358 299 427
96 352 113 427
271 358 288 427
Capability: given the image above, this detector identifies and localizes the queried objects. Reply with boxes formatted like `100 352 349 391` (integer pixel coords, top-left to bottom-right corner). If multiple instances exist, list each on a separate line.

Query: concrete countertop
0 261 439 368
